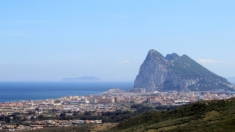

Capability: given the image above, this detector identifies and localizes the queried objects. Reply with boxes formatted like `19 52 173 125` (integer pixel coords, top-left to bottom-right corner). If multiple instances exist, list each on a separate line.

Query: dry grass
91 123 118 132
203 110 219 121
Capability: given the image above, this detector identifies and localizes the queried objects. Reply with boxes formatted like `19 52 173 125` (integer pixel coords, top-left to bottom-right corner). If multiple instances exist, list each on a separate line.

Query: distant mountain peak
134 49 232 92
148 49 164 57
165 53 179 60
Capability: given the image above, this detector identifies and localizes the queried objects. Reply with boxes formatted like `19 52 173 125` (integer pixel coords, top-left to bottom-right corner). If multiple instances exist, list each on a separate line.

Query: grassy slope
19 123 117 132
110 97 235 132
19 125 92 132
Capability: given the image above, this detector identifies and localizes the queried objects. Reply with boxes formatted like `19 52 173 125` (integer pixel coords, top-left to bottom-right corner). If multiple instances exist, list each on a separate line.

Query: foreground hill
134 49 232 92
111 97 235 132
19 123 116 132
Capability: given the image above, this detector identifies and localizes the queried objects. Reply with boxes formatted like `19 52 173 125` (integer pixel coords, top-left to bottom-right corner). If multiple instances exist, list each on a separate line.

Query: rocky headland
134 49 232 92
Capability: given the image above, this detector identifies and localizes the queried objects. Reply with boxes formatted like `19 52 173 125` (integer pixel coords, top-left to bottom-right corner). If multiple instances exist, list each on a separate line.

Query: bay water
0 82 133 102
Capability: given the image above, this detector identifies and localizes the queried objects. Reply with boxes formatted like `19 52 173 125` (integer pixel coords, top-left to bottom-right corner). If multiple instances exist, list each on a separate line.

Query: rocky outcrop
134 49 231 92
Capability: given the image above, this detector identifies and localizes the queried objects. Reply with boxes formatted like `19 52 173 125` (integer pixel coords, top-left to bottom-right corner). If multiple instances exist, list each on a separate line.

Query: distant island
62 76 102 82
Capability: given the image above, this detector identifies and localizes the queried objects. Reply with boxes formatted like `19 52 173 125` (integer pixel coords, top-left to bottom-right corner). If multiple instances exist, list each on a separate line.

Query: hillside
19 123 116 132
19 98 235 132
111 97 235 132
134 49 232 92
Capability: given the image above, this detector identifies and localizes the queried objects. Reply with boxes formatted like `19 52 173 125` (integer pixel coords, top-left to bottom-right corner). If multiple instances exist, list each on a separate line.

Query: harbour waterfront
0 82 132 102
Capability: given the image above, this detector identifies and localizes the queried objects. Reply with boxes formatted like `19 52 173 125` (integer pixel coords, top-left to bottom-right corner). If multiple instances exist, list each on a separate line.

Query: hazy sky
0 0 235 82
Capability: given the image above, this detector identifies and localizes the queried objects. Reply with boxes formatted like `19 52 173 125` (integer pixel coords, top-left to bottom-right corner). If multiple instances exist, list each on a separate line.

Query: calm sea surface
0 82 133 102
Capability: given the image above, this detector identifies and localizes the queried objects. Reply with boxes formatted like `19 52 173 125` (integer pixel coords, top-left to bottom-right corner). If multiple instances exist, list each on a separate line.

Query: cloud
0 20 51 25
12 31 27 37
226 61 235 64
89 61 96 65
0 62 5 65
197 59 221 63
0 31 27 37
120 60 130 64
114 14 132 19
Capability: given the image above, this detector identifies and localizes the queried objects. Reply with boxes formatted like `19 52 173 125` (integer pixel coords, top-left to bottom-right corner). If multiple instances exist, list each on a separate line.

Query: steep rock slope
134 49 231 92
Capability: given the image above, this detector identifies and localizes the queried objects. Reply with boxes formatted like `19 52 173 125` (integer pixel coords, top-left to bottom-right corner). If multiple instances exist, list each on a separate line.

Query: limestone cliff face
134 49 231 92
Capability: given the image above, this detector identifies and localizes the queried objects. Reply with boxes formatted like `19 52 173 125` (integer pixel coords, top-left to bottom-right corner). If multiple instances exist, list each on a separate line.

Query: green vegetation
167 55 232 91
18 123 118 132
19 125 91 132
169 55 225 80
110 97 235 132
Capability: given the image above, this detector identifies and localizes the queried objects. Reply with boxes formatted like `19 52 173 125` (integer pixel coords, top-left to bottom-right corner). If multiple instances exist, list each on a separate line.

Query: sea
0 82 133 102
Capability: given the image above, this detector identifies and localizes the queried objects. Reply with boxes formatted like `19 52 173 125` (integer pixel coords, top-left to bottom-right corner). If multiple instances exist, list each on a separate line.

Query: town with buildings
1 88 235 131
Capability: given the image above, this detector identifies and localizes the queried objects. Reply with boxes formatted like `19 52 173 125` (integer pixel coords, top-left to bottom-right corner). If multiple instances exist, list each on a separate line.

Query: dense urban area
1 88 235 131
